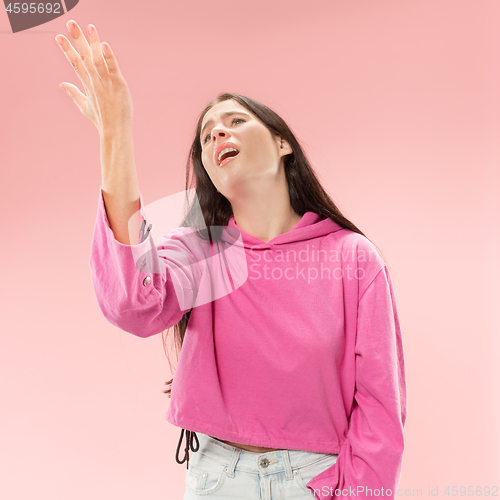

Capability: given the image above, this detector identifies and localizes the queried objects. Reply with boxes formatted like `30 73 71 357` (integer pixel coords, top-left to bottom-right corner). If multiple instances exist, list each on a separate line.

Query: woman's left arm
308 265 408 499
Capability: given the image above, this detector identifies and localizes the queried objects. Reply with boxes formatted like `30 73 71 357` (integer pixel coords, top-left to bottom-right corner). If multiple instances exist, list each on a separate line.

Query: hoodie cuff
98 187 157 264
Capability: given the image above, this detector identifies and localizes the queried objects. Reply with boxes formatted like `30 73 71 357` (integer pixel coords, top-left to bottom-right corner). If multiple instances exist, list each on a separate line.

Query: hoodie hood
223 211 345 250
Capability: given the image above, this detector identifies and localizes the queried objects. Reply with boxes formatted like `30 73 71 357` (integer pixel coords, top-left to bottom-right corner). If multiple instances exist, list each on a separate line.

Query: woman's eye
202 118 245 145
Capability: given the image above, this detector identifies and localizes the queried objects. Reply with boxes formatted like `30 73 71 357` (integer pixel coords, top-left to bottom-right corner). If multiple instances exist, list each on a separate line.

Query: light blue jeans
183 432 338 499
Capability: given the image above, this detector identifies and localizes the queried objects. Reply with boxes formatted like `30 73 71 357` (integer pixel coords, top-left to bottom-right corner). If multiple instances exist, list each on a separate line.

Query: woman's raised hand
55 21 134 138
56 20 141 245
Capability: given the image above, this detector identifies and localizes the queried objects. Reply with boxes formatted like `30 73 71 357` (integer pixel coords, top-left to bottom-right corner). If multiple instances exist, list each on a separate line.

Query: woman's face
200 99 291 198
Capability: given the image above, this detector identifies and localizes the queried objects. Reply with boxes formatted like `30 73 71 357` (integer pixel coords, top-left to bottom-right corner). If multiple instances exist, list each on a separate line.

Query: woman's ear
278 138 293 157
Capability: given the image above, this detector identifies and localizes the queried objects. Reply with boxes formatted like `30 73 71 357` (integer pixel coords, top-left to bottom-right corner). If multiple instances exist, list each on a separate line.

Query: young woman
56 21 407 500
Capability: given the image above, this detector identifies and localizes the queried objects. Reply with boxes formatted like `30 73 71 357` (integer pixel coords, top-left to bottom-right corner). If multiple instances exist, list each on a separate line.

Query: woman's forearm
100 132 141 246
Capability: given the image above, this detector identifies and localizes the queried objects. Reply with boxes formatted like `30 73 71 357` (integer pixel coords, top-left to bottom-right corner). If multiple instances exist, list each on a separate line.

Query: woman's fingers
64 20 103 87
55 33 92 92
86 24 110 81
100 41 123 79
56 20 134 136
59 82 87 115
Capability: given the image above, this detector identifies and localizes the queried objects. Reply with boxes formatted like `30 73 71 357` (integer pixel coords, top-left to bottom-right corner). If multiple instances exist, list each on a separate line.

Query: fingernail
101 42 107 53
87 25 94 36
66 21 75 32
55 35 63 45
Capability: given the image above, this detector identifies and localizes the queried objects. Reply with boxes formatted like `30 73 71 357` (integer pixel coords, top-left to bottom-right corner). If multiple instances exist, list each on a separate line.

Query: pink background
1 0 499 498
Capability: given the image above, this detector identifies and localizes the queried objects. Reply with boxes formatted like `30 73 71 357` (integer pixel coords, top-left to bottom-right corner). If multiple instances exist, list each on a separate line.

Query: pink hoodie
90 187 407 499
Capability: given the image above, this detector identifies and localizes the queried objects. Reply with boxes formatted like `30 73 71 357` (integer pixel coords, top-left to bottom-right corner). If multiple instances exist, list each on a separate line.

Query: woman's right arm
56 20 140 245
89 186 190 337
56 21 190 336
99 131 141 246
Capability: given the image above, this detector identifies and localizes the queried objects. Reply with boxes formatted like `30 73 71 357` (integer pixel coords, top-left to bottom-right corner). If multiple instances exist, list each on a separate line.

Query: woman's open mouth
219 154 239 167
216 143 240 167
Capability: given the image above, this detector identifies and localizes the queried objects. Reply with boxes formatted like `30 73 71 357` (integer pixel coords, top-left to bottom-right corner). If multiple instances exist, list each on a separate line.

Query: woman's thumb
59 84 72 97
59 83 87 116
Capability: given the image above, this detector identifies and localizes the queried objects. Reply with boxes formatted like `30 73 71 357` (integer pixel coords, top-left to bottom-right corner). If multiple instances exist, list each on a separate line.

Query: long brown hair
162 92 384 396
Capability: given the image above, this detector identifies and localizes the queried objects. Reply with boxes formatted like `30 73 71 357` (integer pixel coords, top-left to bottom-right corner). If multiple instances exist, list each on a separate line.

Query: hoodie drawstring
176 428 199 469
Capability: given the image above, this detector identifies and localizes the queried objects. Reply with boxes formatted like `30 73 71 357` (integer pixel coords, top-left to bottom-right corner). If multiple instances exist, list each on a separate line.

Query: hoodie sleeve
307 265 407 499
89 187 198 338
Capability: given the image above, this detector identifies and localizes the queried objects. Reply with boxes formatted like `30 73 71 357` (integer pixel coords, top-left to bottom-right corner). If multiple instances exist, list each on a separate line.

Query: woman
56 21 407 500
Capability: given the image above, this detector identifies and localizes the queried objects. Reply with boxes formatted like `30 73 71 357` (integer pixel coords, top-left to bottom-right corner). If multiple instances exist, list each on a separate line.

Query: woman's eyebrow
201 111 251 138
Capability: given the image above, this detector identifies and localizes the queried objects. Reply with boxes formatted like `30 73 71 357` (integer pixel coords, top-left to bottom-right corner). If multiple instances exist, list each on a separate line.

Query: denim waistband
196 433 336 478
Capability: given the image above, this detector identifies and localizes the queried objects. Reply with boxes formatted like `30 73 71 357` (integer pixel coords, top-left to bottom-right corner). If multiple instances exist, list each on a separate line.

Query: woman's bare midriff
218 439 281 453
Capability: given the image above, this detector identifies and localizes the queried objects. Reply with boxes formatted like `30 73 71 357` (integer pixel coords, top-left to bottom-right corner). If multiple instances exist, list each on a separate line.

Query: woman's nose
211 126 229 142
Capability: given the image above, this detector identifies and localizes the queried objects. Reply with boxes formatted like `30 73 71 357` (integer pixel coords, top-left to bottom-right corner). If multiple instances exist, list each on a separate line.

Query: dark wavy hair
161 92 383 396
